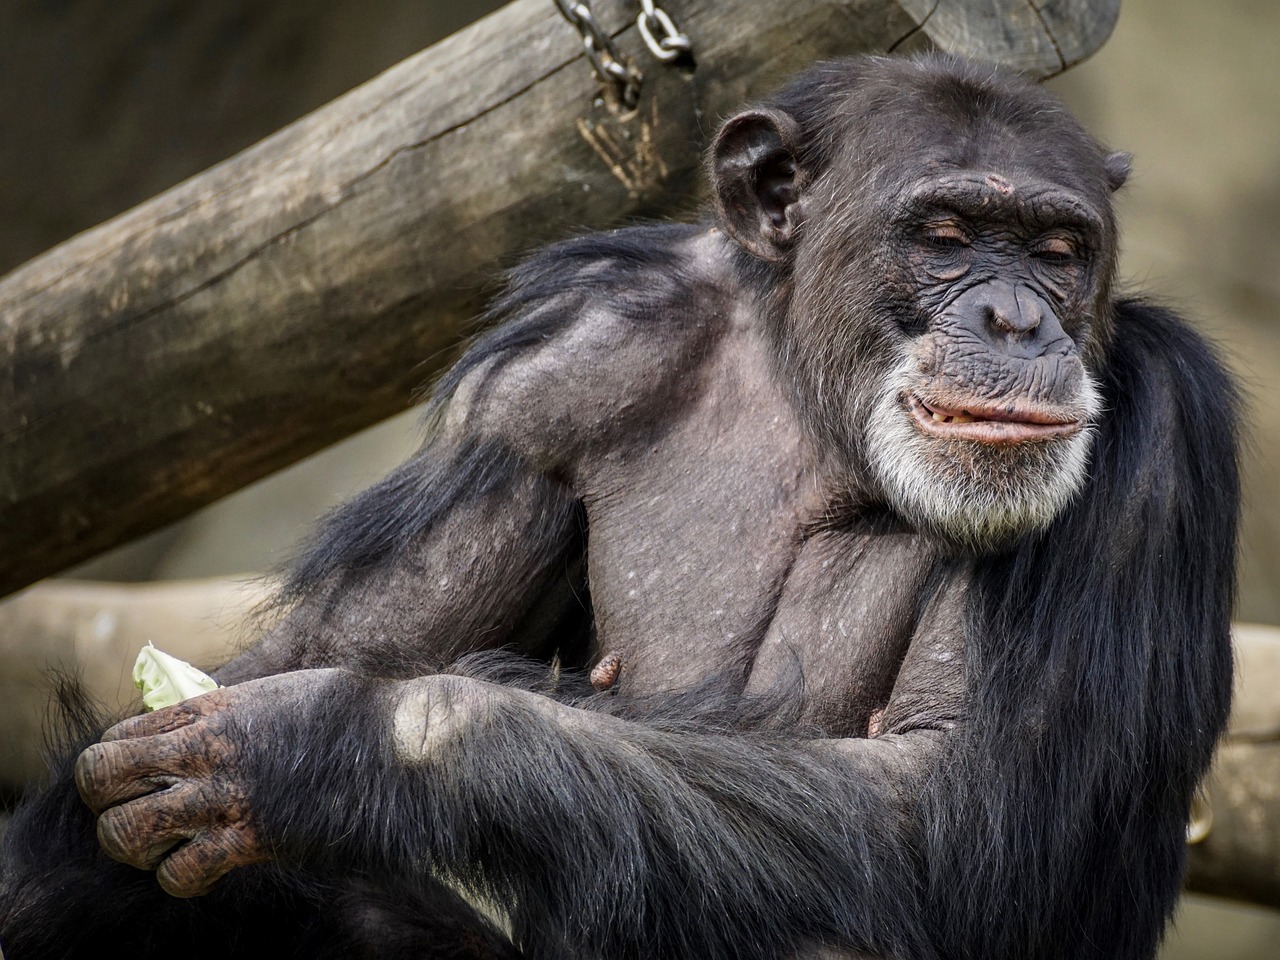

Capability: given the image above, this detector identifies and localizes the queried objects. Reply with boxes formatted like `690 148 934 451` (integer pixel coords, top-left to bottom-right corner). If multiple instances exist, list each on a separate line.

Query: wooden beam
897 0 1120 75
0 0 1120 598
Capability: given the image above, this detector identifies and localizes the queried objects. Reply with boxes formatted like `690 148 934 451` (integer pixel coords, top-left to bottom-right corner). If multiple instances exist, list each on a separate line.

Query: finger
96 782 207 870
76 732 215 812
102 694 223 742
157 830 269 898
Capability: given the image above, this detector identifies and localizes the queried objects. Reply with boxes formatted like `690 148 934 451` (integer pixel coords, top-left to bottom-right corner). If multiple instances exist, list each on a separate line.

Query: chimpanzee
0 52 1239 960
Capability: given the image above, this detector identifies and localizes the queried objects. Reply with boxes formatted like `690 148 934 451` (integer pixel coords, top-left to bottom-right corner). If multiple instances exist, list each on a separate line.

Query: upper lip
907 394 1083 443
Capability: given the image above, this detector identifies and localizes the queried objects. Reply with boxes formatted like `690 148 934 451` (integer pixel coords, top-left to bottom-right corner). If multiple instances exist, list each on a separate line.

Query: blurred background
1 0 1277 955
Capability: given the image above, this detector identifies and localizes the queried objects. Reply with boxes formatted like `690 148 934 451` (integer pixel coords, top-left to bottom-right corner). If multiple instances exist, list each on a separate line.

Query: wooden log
0 0 1120 599
896 0 1120 75
1185 623 1280 909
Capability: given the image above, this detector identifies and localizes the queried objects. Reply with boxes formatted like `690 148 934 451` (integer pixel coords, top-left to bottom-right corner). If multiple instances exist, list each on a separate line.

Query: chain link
636 0 692 62
553 0 692 109
553 0 643 109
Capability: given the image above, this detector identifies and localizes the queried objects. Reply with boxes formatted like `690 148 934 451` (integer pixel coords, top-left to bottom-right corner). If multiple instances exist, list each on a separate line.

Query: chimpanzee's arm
215 225 719 685
77 572 967 960
212 445 586 684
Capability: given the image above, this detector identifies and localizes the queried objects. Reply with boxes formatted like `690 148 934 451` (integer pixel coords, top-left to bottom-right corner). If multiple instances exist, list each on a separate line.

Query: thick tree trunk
0 0 1119 598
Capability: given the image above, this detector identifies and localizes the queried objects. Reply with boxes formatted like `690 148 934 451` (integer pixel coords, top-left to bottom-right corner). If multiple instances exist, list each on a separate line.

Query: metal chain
553 0 692 109
636 0 692 63
553 0 644 108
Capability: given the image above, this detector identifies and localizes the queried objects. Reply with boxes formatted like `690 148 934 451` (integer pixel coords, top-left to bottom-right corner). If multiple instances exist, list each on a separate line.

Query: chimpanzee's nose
984 283 1042 336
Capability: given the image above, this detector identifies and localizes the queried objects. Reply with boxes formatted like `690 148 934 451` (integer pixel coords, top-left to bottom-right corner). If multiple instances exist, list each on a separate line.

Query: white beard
865 357 1103 548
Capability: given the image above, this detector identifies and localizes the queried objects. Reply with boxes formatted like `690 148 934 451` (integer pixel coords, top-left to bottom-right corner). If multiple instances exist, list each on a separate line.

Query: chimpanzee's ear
711 108 808 262
1104 151 1132 192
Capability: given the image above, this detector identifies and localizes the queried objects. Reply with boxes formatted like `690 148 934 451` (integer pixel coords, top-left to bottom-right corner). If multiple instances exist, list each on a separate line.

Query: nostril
986 302 1039 336
986 305 1022 335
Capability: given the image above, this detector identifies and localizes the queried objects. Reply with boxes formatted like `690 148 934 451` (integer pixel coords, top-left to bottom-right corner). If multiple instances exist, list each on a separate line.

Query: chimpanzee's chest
747 528 942 735
579 399 808 695
577 331 939 728
584 479 936 732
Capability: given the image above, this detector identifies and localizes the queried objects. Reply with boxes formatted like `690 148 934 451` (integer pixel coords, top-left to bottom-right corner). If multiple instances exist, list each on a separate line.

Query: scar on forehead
985 173 1015 195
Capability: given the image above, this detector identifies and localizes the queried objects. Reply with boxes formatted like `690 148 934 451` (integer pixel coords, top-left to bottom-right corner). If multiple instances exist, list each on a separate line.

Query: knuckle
103 701 203 743
156 853 209 899
156 835 245 899
96 805 147 866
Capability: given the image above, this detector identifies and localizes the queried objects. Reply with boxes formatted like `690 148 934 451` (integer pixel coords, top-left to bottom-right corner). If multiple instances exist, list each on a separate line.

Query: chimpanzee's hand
74 669 335 897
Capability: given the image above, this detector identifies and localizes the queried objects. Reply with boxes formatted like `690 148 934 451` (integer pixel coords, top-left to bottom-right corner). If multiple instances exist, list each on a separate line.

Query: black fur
277 222 705 613
428 222 704 415
0 684 523 960
5 298 1234 960
240 664 936 960
236 299 1240 960
922 300 1239 958
281 439 518 600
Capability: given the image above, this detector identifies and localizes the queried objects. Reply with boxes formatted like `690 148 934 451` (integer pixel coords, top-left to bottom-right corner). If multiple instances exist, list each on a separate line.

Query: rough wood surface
0 0 1120 598
897 0 1120 74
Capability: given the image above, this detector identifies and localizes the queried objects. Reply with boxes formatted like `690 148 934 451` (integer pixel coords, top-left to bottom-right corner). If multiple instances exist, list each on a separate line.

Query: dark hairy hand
73 672 330 897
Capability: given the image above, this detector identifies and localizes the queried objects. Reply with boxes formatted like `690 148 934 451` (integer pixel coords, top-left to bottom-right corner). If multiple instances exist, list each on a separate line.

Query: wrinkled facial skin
868 169 1108 545
787 164 1113 548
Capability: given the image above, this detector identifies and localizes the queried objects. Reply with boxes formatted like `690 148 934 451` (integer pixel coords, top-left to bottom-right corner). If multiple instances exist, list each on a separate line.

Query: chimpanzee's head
712 53 1131 547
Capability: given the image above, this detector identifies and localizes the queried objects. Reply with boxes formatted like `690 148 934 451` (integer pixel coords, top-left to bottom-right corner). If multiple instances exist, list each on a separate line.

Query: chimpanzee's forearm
244 672 946 960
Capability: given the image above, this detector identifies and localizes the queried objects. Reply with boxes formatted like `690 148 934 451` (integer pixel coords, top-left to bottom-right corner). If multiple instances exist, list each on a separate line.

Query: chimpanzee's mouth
906 394 1082 444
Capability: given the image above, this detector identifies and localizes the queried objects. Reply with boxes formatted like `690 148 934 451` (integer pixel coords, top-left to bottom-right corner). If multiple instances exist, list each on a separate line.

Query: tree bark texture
0 0 1120 598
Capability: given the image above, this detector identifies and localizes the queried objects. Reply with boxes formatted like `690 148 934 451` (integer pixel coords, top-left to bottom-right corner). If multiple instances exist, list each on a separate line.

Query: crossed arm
76 657 958 959
72 441 968 959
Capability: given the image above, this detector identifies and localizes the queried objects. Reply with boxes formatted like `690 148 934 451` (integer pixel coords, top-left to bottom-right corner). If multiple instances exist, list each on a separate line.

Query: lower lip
906 396 1082 445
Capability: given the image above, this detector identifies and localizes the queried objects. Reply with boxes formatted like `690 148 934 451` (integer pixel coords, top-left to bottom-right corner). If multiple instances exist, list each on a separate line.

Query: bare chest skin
579 312 946 723
580 315 811 692
750 529 945 736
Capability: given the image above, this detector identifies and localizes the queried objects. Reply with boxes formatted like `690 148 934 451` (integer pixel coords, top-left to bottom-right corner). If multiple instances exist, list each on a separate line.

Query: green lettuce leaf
133 642 219 711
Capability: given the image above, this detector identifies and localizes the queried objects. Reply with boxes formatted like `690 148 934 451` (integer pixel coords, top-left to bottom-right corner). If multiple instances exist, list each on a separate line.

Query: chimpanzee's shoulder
433 222 728 393
423 221 743 469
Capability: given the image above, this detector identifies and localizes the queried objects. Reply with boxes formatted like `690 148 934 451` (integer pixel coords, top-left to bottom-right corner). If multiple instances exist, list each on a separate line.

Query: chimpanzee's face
772 98 1123 546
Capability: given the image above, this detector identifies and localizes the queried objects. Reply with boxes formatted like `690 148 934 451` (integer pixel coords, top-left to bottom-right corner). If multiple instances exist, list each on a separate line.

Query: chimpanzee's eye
1031 235 1078 262
922 222 971 248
